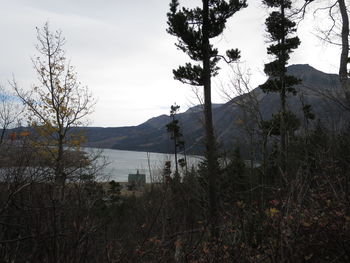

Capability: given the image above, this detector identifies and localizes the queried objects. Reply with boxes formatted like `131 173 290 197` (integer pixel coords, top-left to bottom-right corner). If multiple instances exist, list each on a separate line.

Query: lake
87 148 201 182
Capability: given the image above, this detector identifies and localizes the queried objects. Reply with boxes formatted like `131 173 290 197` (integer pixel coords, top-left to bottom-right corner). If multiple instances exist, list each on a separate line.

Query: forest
0 0 350 262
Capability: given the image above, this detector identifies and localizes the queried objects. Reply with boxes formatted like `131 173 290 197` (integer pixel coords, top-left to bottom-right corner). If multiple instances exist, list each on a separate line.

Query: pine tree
260 0 300 174
167 0 247 236
166 104 184 178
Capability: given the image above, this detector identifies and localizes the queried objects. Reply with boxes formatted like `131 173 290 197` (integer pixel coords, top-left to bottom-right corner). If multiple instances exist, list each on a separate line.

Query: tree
107 180 122 203
260 0 301 174
299 0 350 101
338 0 349 99
167 0 247 236
0 85 23 146
8 23 102 262
166 104 185 178
14 22 94 199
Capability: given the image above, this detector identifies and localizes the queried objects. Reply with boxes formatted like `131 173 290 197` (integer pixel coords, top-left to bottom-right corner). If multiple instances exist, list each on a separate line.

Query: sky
0 0 343 127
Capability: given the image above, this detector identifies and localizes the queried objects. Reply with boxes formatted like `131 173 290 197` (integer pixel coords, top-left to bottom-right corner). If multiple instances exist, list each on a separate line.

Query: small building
128 170 146 186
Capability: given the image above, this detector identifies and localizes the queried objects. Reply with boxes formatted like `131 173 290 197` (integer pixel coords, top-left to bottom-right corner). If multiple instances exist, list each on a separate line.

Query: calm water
87 148 201 182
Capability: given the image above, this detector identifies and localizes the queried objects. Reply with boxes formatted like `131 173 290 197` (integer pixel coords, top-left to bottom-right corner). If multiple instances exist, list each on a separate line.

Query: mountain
80 64 346 154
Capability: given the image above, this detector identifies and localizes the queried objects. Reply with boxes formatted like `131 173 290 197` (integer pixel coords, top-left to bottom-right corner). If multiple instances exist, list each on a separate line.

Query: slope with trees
1 1 350 261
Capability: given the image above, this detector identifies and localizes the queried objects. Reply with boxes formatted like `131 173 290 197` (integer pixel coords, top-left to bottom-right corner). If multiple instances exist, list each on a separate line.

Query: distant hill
10 64 346 154
78 64 345 154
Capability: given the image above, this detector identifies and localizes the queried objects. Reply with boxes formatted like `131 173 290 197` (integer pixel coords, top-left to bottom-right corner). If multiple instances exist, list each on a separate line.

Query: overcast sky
0 0 342 127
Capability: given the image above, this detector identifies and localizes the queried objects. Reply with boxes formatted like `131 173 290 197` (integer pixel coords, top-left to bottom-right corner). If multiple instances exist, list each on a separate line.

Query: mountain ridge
81 64 345 154
10 64 346 154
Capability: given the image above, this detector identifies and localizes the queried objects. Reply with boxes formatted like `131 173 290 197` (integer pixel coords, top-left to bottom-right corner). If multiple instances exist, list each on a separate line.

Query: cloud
0 0 343 127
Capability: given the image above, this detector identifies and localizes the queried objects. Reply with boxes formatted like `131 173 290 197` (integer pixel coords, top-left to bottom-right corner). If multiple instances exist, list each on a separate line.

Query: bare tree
0 85 23 145
298 0 350 100
221 64 275 206
13 22 95 199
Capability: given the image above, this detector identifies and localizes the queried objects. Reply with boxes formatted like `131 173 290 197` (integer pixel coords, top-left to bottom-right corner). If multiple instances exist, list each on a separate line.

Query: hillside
77 64 345 153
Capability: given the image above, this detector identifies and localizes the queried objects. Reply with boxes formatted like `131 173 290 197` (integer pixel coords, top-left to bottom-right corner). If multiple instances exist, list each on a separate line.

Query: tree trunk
56 134 66 202
338 0 350 101
173 115 179 178
202 0 218 238
174 235 185 263
0 128 6 146
280 2 287 176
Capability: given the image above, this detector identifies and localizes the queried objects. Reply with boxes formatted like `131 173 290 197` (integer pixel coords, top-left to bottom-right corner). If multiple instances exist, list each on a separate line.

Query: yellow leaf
302 221 311 227
266 207 280 217
236 201 245 208
235 118 244 125
304 253 313 260
270 207 279 215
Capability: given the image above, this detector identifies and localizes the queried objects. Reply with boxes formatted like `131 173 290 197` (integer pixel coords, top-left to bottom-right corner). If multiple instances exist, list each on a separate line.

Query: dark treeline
1 0 350 262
